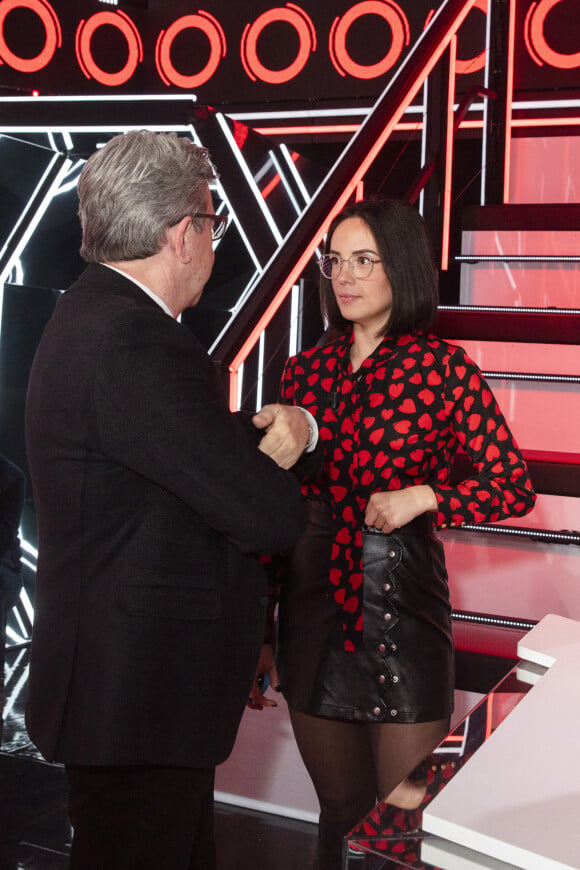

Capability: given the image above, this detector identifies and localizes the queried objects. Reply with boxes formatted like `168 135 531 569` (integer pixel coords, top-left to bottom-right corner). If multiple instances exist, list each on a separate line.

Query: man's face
184 184 216 309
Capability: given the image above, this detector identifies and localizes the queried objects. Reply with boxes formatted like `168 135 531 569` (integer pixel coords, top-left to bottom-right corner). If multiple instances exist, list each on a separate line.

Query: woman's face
329 216 392 333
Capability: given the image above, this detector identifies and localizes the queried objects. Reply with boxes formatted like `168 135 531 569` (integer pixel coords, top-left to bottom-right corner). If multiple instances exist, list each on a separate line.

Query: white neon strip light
481 0 493 205
438 304 580 314
228 270 263 317
187 124 262 273
511 117 580 128
215 113 284 245
237 361 244 410
457 254 580 262
19 586 35 623
5 625 24 645
418 77 429 215
253 155 275 186
253 115 580 137
0 155 74 286
1 663 29 722
514 99 580 109
267 150 302 216
279 144 311 205
440 35 457 271
10 260 23 285
503 0 516 203
20 538 38 558
230 98 578 126
483 371 580 383
0 151 61 259
0 94 199 134
0 94 197 103
56 160 86 195
9 604 28 639
289 284 300 358
255 331 265 411
230 106 423 121
0 124 194 133
208 271 264 356
185 124 261 273
4 647 26 683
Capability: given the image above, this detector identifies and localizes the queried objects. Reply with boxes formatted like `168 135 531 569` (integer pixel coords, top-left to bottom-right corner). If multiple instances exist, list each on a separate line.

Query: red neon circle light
329 0 410 79
240 4 316 84
456 0 487 74
155 11 226 89
524 0 580 69
75 10 142 87
0 0 61 73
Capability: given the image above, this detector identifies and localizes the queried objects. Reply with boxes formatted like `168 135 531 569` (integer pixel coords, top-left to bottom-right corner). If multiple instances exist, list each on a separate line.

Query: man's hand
247 644 280 711
253 404 310 470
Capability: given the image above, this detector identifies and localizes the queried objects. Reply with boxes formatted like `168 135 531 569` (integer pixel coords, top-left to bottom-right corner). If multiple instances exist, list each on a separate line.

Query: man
25 130 312 870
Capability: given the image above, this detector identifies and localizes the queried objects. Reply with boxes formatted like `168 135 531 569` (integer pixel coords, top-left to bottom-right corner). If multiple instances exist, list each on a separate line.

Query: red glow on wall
240 4 316 84
329 1 410 79
524 0 580 69
0 0 61 73
155 12 226 89
75 10 142 86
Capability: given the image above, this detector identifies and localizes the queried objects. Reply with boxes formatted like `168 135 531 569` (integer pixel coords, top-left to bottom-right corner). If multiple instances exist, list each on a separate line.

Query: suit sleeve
93 310 304 555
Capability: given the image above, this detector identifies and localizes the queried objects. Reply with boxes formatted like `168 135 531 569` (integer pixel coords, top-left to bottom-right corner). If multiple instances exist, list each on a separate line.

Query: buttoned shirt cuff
298 407 318 453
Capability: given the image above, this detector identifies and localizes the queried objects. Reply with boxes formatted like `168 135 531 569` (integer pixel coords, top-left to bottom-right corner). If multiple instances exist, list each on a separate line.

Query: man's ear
168 216 192 264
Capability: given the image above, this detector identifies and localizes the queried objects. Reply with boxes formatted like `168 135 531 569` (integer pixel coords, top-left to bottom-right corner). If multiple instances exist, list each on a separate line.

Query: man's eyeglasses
319 253 383 280
193 212 229 241
170 212 229 241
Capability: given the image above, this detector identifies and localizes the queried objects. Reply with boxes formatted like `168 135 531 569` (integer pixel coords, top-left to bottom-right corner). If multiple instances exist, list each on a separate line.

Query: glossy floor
1 644 511 870
0 645 317 870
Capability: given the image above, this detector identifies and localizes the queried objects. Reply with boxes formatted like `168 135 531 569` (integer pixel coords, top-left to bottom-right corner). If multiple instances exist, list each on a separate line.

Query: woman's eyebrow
328 247 379 255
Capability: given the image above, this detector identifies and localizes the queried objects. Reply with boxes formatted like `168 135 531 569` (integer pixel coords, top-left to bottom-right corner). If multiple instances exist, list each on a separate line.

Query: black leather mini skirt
277 499 454 724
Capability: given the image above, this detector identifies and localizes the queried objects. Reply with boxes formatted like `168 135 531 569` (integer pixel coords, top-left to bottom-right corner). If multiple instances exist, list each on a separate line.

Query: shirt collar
101 263 175 319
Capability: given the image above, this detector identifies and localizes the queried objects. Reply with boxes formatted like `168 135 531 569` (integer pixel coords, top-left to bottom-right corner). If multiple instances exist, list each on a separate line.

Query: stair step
434 306 580 344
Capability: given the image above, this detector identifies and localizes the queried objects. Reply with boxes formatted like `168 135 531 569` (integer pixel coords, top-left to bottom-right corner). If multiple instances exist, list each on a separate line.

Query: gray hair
78 130 219 263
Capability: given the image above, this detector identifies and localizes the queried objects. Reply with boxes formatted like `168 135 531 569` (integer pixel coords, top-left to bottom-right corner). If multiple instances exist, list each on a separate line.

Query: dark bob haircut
320 198 439 338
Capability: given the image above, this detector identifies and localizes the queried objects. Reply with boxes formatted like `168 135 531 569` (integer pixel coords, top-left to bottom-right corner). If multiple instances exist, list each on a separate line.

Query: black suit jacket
25 264 305 767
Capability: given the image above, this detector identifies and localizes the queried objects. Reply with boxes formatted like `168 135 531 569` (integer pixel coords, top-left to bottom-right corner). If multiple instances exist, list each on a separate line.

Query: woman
255 198 535 869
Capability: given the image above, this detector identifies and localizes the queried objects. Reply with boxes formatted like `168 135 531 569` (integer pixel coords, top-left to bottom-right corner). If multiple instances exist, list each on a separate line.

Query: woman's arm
430 345 536 529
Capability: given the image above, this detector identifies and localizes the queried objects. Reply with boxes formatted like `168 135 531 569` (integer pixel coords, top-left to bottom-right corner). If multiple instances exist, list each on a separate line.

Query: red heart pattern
279 329 536 649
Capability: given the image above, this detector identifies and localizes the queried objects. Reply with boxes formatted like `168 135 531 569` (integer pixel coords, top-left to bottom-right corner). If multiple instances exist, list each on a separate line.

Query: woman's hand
247 644 280 711
364 485 437 533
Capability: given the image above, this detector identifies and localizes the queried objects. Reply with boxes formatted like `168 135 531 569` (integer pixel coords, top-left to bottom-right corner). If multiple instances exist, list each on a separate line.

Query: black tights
289 707 449 870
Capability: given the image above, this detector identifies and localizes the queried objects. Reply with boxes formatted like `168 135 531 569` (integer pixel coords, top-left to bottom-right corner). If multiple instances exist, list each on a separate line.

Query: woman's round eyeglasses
318 253 383 280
